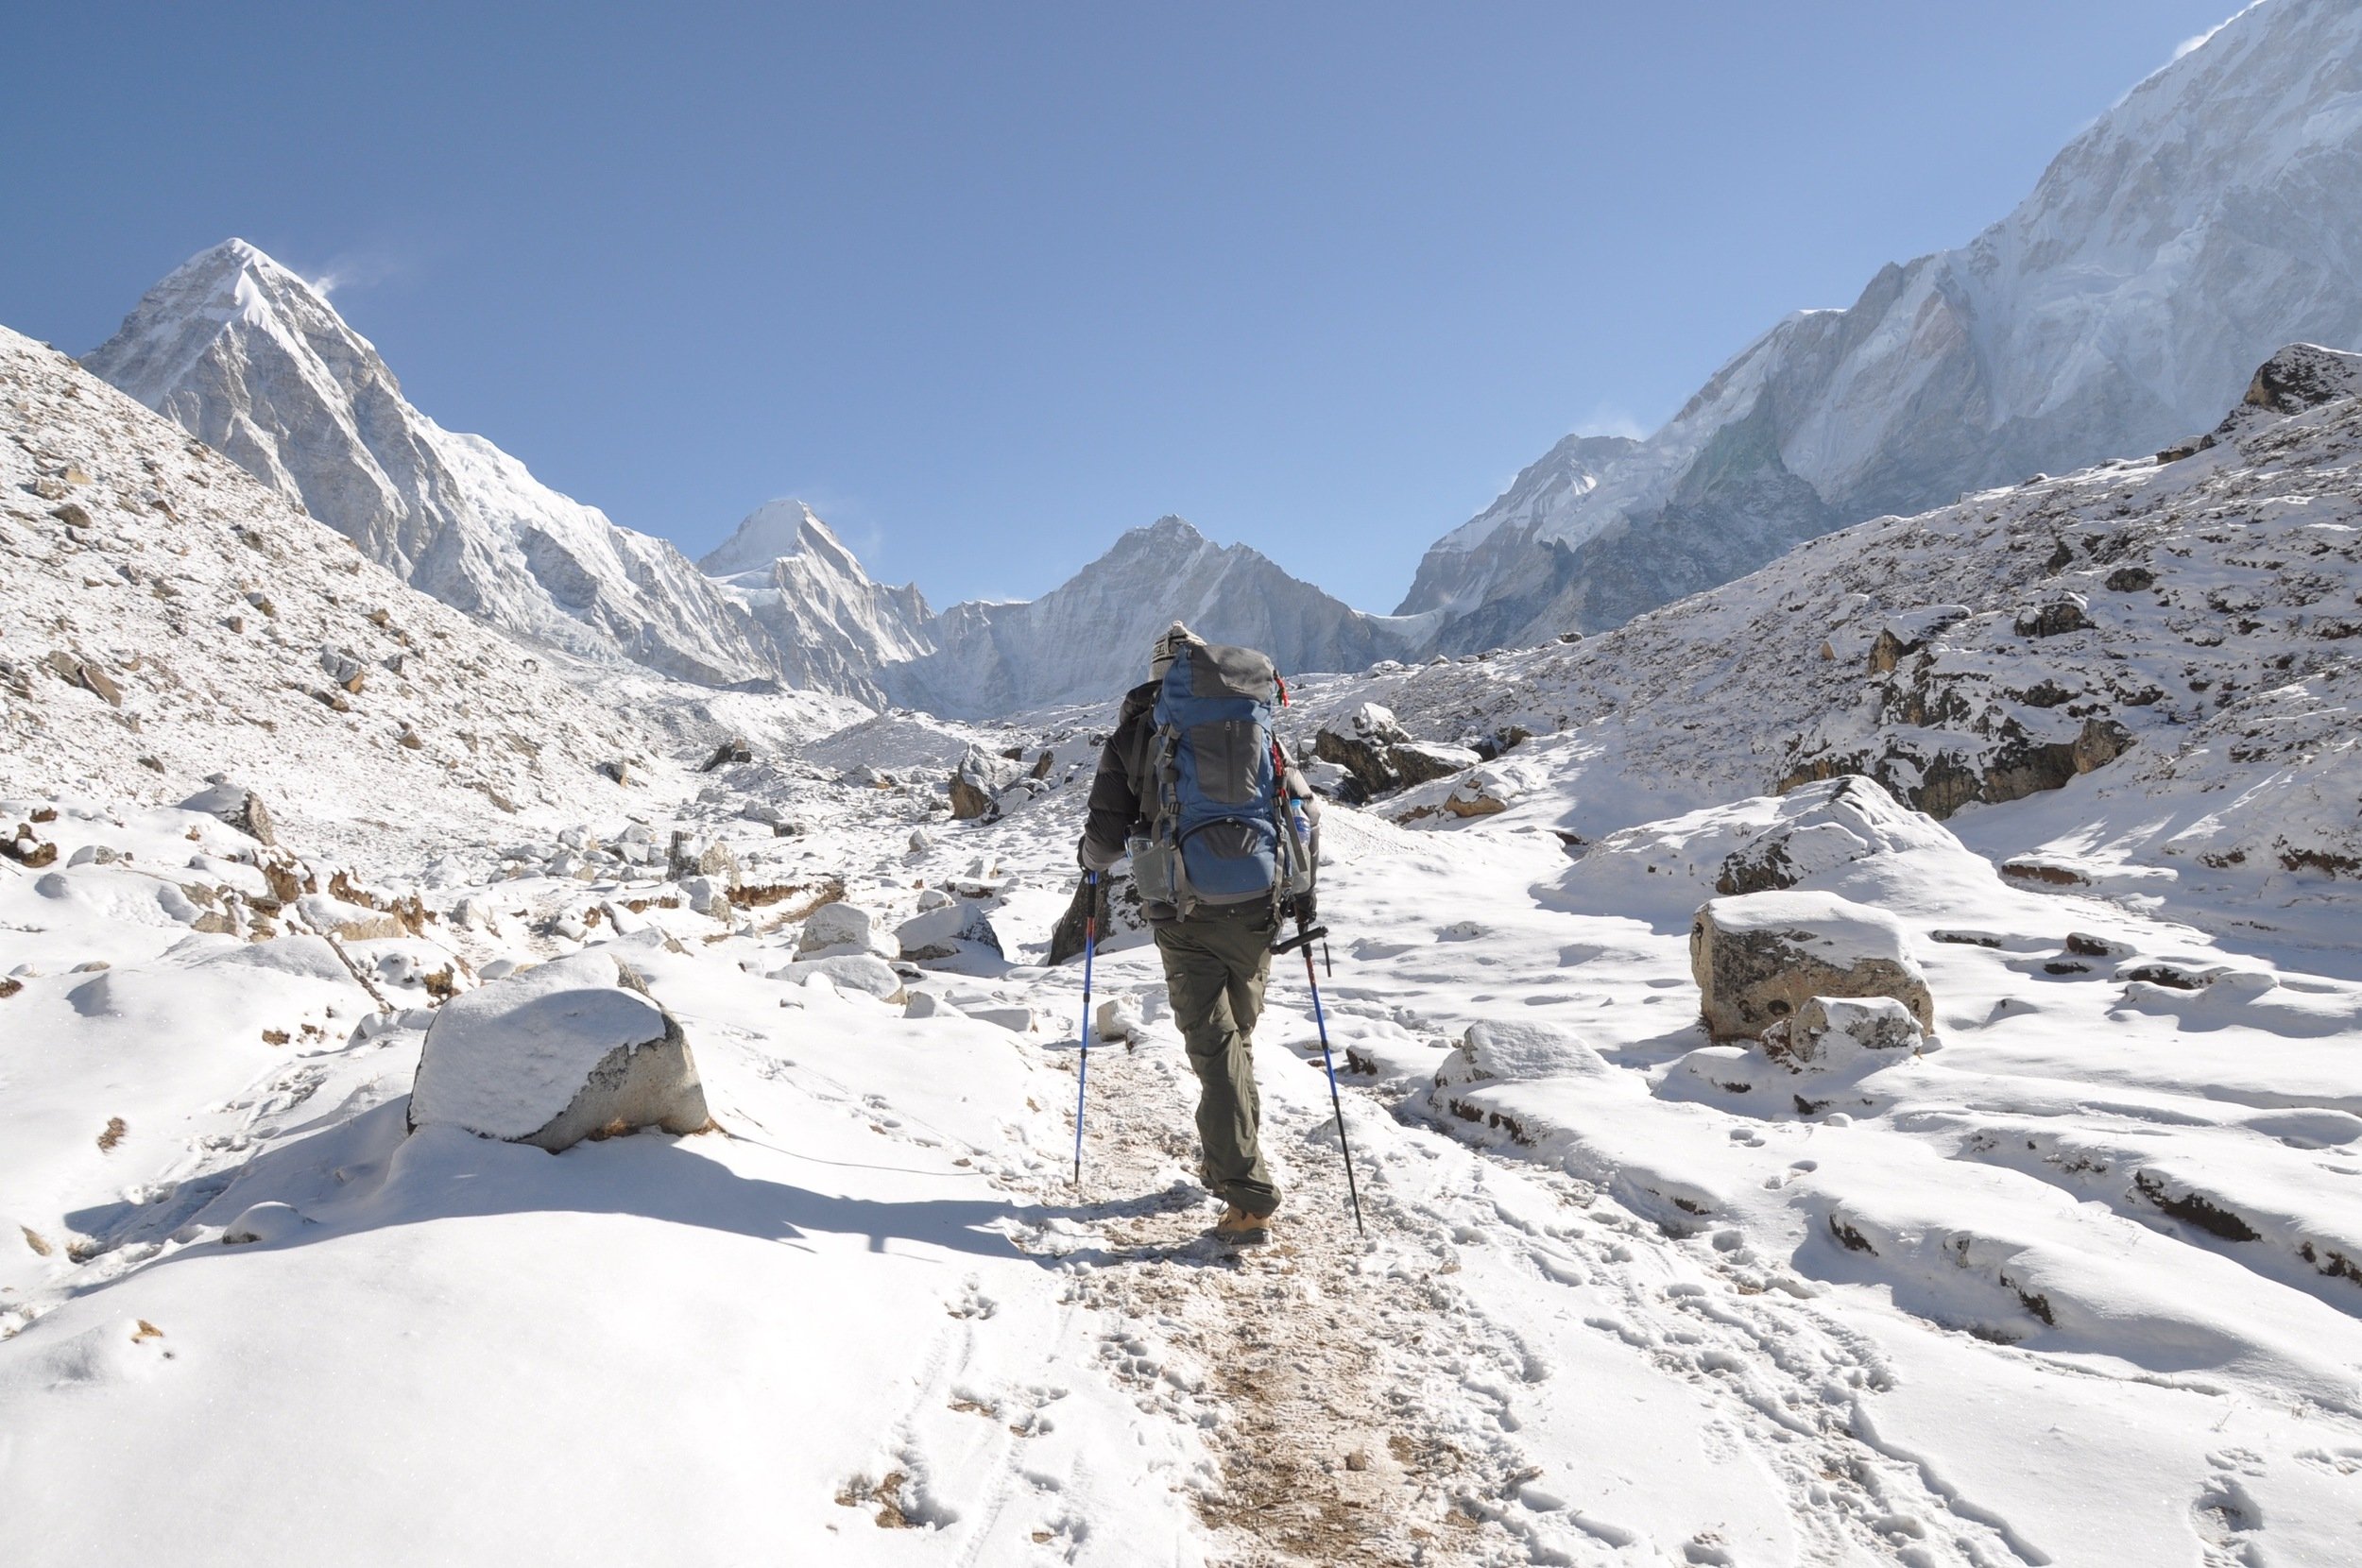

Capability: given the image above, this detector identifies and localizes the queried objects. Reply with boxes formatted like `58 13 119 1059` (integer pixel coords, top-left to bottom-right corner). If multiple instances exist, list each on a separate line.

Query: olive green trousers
1155 910 1279 1217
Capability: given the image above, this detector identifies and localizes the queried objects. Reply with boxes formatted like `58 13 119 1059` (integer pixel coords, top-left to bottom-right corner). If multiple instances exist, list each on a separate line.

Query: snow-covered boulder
1760 995 1926 1074
1711 775 1954 895
408 949 711 1152
1689 892 1932 1042
1094 996 1144 1042
897 904 966 961
776 953 906 1004
178 779 276 846
221 1201 307 1245
796 900 888 960
1432 1020 1611 1089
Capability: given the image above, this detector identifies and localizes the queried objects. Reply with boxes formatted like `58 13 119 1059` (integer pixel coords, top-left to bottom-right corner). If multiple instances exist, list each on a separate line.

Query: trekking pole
1072 872 1099 1185
1276 917 1363 1236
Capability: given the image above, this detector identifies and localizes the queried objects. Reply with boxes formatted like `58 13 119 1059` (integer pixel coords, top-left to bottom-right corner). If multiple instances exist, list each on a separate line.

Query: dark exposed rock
699 736 753 771
2013 597 2093 639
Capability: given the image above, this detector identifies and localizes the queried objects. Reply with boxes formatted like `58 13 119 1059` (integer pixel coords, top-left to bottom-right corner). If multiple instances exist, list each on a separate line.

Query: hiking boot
1211 1204 1272 1243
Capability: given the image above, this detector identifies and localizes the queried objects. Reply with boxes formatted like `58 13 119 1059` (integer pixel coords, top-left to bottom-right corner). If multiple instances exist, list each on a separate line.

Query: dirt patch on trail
1064 1075 1519 1567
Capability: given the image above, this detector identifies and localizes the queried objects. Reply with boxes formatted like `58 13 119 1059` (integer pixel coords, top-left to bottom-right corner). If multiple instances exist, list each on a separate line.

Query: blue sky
3 1 2238 612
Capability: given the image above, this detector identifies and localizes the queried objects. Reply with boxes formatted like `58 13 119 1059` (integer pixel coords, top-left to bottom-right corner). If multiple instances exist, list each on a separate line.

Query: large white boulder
774 953 907 1004
408 949 710 1151
1689 891 1933 1042
796 900 890 960
896 903 967 961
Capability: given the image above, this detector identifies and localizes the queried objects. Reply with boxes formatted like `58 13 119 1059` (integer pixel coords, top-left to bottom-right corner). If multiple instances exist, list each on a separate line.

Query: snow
11 33 2362 1563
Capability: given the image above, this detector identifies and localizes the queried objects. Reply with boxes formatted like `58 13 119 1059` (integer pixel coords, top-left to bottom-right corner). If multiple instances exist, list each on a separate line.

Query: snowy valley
10 298 2362 1562
8 3 2362 1565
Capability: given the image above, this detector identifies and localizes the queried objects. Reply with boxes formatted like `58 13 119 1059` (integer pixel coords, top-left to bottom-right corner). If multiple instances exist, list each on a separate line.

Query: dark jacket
1079 680 1159 874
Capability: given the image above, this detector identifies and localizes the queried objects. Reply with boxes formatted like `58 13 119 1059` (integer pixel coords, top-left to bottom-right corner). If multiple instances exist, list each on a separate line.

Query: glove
1289 891 1318 929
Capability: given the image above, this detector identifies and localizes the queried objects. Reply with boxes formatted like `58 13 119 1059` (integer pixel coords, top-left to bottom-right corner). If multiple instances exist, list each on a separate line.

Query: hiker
1077 622 1319 1240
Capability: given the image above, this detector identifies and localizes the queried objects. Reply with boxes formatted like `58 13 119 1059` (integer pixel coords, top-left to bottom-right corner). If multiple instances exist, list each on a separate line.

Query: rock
296 894 407 943
1391 741 1482 788
896 903 967 961
2104 565 2156 592
1759 996 1925 1073
947 773 993 820
967 1003 1036 1033
699 736 753 772
2013 596 2093 639
597 760 631 786
777 953 906 1003
2239 342 2362 417
796 900 887 959
43 650 123 707
2 827 57 868
677 876 730 916
408 950 710 1152
1714 775 1949 895
178 780 277 846
949 856 1004 895
1689 892 1933 1042
1094 996 1144 1042
908 827 933 854
1312 719 1400 803
221 1201 307 1245
916 886 955 911
667 831 740 888
1348 702 1408 744
1432 1020 1610 1089
904 990 961 1019
319 647 367 690
948 747 1023 820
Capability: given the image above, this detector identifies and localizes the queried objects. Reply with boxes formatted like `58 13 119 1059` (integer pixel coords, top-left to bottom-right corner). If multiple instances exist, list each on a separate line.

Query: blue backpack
1128 640 1313 920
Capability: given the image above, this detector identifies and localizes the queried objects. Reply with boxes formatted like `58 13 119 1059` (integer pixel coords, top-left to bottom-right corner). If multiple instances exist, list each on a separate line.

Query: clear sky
2 1 2239 613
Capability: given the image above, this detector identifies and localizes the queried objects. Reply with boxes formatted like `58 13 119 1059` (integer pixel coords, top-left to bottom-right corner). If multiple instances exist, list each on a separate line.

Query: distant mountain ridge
882 515 1425 717
1402 0 2362 649
82 245 1407 714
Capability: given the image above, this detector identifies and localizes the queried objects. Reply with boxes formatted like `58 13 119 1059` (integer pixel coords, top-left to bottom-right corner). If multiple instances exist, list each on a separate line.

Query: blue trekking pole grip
1072 871 1099 1185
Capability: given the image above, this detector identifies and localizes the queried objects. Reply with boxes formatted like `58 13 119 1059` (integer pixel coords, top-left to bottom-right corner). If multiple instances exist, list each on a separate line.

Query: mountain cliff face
1405 0 2362 650
84 241 783 689
881 516 1425 718
698 500 933 704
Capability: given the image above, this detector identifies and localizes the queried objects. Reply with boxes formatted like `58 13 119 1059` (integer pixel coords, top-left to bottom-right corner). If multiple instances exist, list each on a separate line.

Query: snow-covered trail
10 722 2362 1566
1005 922 2040 1565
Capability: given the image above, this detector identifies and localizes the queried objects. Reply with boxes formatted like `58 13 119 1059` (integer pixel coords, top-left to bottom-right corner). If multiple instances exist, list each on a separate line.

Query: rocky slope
1404 0 2362 653
0 323 699 854
1292 343 2362 931
83 241 784 689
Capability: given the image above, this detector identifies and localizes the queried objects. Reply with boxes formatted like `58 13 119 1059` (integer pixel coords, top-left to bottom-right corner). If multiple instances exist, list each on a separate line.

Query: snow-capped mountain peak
1404 0 2362 652
86 240 789 690
697 498 846 580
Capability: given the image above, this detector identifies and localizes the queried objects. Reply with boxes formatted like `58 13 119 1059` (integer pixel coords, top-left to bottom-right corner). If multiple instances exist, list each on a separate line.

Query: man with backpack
1077 622 1319 1241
